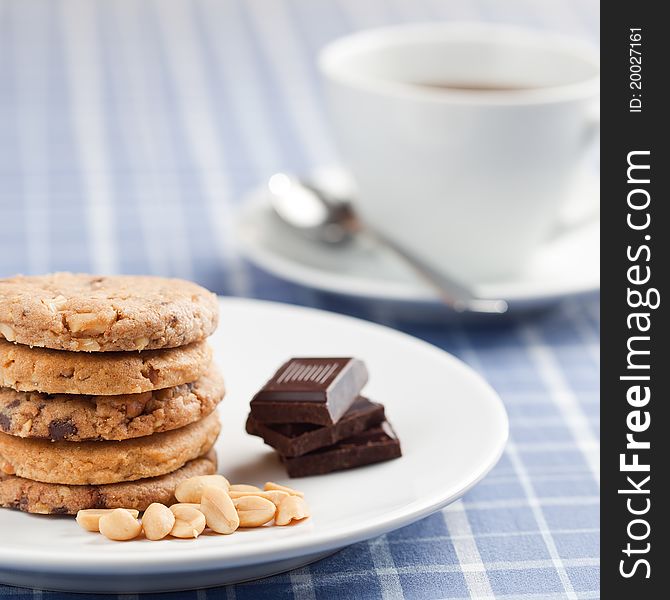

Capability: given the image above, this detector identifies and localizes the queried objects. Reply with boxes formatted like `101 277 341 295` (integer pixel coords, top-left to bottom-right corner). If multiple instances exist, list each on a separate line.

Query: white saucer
0 298 508 593
236 171 599 309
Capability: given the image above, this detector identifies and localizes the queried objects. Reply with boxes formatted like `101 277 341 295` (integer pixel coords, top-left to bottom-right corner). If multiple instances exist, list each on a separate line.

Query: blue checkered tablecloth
0 0 599 598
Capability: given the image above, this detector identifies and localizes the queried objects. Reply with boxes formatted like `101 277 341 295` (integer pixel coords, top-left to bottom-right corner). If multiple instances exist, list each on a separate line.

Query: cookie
0 339 211 395
0 451 218 515
0 412 221 485
0 273 219 352
0 366 225 441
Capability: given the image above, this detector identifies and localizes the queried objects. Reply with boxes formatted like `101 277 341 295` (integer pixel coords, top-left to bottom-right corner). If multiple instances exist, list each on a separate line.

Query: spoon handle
361 226 508 314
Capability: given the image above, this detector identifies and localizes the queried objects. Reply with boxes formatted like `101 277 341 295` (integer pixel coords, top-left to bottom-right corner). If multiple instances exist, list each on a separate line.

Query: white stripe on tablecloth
504 441 579 600
510 440 599 452
12 1 50 274
152 0 249 295
443 501 496 598
492 465 595 479
289 565 317 600
32 583 42 599
473 388 597 408
504 415 600 427
461 593 599 600
383 527 599 545
59 0 119 274
285 556 597 576
521 326 600 485
243 0 336 167
367 535 405 599
455 328 579 600
484 474 596 488
195 0 283 175
460 496 599 510
225 584 237 600
107 1 194 280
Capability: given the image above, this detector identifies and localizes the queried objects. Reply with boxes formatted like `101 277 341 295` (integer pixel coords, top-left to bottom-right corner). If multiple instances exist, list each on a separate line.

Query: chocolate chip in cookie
47 419 78 441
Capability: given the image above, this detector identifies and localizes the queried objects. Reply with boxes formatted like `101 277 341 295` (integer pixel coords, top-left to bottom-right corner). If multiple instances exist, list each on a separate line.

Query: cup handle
547 104 600 240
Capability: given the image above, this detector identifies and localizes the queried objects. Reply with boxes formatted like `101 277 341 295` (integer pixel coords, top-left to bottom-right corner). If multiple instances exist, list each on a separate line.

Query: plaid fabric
0 0 599 598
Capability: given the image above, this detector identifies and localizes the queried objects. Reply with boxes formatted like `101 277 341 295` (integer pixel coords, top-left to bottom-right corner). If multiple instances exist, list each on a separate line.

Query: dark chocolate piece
47 418 78 441
280 421 402 477
250 357 368 425
247 396 385 457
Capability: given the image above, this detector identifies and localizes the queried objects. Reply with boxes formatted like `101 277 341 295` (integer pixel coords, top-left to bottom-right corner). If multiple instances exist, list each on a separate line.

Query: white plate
0 298 508 593
236 172 600 309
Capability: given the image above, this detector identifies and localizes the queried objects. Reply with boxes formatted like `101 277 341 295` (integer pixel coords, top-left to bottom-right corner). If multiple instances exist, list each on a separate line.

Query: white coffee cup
318 23 599 283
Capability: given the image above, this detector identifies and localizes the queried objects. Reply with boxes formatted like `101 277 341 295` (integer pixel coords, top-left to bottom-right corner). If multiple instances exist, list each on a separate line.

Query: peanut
264 482 305 497
76 338 101 351
275 495 310 526
98 508 142 541
76 508 139 532
200 486 239 534
65 311 116 335
142 503 175 541
134 336 150 350
233 495 276 528
0 323 16 342
42 294 67 313
175 474 230 503
229 483 262 493
229 489 289 507
170 504 206 538
169 503 200 510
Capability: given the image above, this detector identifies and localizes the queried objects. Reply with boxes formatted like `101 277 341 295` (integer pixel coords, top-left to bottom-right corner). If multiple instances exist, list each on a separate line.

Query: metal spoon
267 173 508 314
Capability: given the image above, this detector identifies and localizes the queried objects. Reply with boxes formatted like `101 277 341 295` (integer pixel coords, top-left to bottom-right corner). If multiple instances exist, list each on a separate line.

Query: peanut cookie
0 339 211 395
0 412 221 485
0 451 217 514
0 273 219 352
0 366 225 441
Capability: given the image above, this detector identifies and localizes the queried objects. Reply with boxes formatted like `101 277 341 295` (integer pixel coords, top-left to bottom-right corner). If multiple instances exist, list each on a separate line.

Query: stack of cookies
246 357 401 477
0 273 223 515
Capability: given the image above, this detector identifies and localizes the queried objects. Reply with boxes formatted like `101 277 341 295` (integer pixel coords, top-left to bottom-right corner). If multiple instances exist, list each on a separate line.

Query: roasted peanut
76 338 101 351
98 508 142 540
76 508 139 532
170 504 206 538
229 483 262 493
169 503 200 510
142 503 175 540
0 323 16 342
134 336 150 350
175 474 230 503
65 311 116 335
233 495 276 528
200 486 239 534
264 482 305 497
42 294 67 313
229 489 289 507
275 495 310 526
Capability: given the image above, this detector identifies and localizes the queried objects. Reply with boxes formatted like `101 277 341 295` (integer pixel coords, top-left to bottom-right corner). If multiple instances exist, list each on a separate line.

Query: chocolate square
280 421 401 477
246 396 385 457
249 357 368 425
